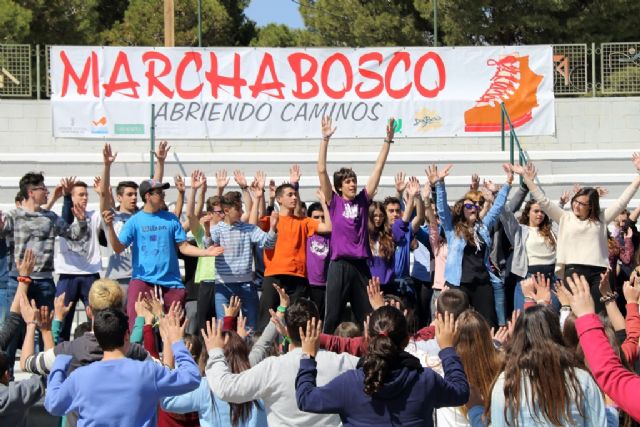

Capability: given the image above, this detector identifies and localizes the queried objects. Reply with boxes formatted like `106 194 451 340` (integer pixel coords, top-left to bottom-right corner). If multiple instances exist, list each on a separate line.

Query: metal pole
198 0 202 47
501 106 505 152
433 0 438 47
510 131 514 166
36 44 41 100
592 42 596 97
150 104 156 179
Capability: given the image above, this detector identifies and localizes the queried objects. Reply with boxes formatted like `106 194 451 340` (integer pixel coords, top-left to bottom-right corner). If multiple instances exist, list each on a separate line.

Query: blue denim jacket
436 181 510 324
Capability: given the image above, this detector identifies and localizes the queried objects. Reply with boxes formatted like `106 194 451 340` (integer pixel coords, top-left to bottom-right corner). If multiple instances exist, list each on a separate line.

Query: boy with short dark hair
45 308 200 426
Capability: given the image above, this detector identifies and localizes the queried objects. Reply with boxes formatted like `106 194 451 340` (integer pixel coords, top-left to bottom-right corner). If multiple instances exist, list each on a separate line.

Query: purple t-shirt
368 253 395 285
329 189 371 261
306 234 331 286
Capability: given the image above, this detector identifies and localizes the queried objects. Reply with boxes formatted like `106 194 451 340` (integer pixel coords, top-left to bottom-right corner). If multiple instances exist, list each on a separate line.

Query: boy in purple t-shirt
305 202 331 319
317 116 396 332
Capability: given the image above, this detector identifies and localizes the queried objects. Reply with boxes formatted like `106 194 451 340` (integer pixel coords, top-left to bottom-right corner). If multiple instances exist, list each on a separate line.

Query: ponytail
362 306 407 395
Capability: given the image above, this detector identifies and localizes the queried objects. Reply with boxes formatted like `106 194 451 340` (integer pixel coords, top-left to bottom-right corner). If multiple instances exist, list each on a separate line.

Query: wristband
240 186 248 191
17 276 32 284
599 291 618 304
384 139 394 144
277 305 287 313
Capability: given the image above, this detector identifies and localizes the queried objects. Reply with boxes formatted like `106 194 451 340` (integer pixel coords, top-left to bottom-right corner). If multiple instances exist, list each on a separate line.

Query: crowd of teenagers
1 116 640 426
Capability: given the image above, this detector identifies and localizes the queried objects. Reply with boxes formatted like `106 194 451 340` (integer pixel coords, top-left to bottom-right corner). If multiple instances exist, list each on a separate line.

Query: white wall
1 97 640 153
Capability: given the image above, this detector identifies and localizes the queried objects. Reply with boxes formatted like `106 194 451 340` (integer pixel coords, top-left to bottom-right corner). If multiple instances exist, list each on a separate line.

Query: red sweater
576 313 640 422
622 303 640 364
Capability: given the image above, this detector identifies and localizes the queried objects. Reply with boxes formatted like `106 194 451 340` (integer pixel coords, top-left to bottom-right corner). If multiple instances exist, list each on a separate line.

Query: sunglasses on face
464 202 480 210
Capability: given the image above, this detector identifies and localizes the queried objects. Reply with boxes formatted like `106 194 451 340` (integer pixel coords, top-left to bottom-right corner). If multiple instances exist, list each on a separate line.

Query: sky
245 0 305 29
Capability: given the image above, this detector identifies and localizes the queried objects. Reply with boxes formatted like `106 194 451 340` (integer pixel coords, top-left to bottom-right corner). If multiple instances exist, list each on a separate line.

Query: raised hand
321 116 336 139
20 295 39 324
559 190 571 207
269 309 287 336
385 117 395 142
502 163 514 183
595 186 609 198
523 163 537 181
144 288 164 318
470 173 480 191
268 179 277 200
191 170 205 189
435 311 456 349
160 307 187 344
174 174 186 193
269 210 279 231
520 277 535 299
72 202 86 221
155 140 171 162
273 283 290 308
425 164 452 185
38 306 53 331
236 312 248 338
483 179 499 194
233 170 248 188
93 176 103 196
216 169 230 190
623 274 640 303
299 317 322 358
202 318 225 351
61 176 77 196
491 326 509 345
367 276 384 310
406 176 420 197
532 272 551 303
255 170 266 191
289 165 301 185
598 269 613 297
564 274 596 317
54 293 73 322
632 152 640 171
103 143 117 166
223 295 241 317
395 172 407 194
316 188 327 206
16 248 35 277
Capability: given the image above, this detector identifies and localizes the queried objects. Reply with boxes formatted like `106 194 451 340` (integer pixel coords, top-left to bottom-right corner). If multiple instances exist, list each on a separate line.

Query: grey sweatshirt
0 375 46 426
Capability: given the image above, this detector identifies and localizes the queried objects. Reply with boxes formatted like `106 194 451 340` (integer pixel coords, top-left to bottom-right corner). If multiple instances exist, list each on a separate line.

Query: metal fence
3 43 640 98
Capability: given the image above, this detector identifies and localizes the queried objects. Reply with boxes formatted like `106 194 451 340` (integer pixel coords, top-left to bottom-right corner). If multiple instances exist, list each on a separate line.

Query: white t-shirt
102 210 134 280
54 210 102 275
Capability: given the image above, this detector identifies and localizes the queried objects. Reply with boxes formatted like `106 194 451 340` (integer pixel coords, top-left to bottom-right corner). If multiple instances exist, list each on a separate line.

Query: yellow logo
413 108 442 132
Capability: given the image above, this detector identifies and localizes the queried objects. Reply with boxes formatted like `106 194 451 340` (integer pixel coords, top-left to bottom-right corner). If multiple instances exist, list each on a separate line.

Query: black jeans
196 281 216 334
257 275 309 332
323 259 372 333
459 279 497 328
308 286 327 322
564 264 607 313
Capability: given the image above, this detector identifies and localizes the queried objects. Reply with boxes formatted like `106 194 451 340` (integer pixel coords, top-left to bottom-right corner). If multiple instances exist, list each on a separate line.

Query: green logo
115 124 145 135
393 119 403 134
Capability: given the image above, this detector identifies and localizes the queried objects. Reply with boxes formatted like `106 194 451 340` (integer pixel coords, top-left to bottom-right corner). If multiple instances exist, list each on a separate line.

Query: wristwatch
301 353 315 360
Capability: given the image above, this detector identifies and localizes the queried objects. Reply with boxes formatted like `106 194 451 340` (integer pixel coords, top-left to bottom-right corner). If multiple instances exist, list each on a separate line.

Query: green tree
218 0 256 46
95 0 129 34
250 23 321 47
103 0 235 46
564 0 640 44
17 0 100 45
0 0 32 43
299 0 432 47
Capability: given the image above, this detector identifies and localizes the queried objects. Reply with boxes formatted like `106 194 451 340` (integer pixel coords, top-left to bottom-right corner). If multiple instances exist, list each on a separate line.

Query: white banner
50 46 555 139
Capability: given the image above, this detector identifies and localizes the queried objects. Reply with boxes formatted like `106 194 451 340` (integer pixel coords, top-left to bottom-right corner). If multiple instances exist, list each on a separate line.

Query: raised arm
255 170 267 220
603 153 640 223
365 118 394 198
102 210 127 254
315 189 332 234
234 170 253 223
187 170 205 236
318 116 335 202
215 169 229 197
101 144 117 213
248 178 264 226
427 164 453 231
513 162 564 223
480 164 513 229
173 174 186 219
153 140 170 181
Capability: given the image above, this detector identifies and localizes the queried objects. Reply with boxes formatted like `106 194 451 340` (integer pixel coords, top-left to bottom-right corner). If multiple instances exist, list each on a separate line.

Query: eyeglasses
212 210 225 216
573 199 589 208
464 202 480 210
30 186 48 193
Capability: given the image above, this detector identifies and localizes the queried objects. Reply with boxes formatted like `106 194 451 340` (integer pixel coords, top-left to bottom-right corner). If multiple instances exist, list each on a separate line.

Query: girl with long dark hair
367 201 397 287
295 306 469 426
512 155 640 312
484 305 606 426
428 163 513 327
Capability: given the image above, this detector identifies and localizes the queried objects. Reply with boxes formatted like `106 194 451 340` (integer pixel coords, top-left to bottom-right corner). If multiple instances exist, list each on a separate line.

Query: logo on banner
413 108 442 132
91 116 108 134
464 54 543 132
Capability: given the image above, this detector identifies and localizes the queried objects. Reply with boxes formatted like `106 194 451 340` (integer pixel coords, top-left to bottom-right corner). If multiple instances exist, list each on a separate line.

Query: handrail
500 103 530 185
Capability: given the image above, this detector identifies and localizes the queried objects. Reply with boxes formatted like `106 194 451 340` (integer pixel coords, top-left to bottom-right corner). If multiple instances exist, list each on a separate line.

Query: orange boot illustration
464 54 543 132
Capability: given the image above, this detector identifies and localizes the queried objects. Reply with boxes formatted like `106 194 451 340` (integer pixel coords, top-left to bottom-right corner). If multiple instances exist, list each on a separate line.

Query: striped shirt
0 208 87 279
206 221 276 283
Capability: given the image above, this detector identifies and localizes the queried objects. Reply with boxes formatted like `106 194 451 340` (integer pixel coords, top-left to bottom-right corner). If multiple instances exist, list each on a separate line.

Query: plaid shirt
0 208 87 278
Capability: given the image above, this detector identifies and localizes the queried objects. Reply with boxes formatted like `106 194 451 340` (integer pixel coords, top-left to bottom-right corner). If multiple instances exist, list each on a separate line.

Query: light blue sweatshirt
161 378 268 427
45 341 200 427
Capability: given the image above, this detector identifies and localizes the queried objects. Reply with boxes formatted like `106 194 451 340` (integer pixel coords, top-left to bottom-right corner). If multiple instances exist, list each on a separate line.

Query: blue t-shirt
392 219 413 279
118 210 186 287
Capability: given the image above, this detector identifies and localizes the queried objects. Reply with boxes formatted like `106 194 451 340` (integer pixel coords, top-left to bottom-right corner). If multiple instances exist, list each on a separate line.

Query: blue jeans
56 273 99 342
490 274 506 326
215 281 259 332
0 253 10 323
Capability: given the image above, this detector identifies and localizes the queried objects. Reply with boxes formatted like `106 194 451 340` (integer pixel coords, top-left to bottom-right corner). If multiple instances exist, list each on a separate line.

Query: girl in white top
512 155 640 313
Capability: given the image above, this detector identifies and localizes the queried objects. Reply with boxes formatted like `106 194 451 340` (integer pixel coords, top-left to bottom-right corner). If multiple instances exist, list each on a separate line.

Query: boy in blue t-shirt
103 179 223 331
